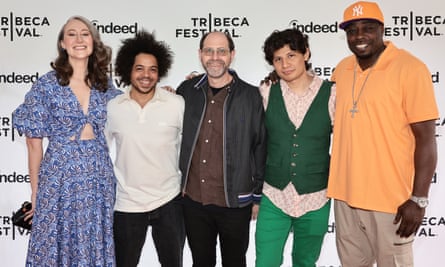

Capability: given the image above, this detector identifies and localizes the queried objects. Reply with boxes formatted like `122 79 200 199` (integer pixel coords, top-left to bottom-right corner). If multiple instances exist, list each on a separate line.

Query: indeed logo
0 72 39 84
289 19 338 33
91 20 138 34
0 12 50 41
0 172 30 183
431 172 437 183
432 71 440 84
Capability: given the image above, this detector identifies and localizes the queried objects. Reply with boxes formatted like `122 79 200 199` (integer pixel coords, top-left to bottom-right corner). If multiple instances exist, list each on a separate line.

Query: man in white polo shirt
106 30 185 267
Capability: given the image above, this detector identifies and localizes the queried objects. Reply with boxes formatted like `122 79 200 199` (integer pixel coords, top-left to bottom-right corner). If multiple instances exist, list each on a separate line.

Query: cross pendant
350 105 358 118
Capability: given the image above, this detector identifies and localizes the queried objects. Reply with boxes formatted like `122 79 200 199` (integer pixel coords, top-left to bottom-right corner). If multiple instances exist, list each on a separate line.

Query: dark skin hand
394 200 425 238
394 119 437 238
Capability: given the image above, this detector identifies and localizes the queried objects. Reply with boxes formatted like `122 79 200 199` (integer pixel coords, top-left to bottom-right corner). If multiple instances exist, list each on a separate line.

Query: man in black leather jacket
176 31 266 267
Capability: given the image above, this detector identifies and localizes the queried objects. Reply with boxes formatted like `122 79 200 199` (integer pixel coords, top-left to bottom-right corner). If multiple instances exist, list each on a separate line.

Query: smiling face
345 19 386 68
130 53 159 97
199 32 234 79
60 18 94 61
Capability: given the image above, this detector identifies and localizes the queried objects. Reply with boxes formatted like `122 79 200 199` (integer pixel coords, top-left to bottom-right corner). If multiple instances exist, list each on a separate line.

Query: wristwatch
410 195 429 208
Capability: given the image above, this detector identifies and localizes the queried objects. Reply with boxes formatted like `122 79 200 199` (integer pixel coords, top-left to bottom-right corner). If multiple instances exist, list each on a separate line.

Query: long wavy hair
51 15 112 92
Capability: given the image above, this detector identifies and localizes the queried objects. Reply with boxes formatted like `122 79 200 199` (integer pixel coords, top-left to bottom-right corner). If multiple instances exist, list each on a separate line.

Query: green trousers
255 195 330 267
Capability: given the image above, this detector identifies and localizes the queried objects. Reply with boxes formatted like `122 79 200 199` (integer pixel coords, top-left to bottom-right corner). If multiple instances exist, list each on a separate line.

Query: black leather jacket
176 71 266 208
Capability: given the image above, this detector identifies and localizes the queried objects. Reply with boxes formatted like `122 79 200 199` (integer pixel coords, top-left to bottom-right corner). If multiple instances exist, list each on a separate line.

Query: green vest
265 80 332 194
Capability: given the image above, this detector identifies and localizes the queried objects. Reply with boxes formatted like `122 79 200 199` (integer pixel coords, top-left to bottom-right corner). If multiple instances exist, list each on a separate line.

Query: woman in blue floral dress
13 16 121 266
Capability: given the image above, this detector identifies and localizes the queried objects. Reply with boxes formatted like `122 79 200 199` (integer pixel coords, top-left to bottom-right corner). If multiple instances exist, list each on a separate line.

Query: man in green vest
255 28 334 267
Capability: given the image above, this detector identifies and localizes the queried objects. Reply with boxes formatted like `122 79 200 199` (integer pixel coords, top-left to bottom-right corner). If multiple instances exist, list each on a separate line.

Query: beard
203 59 229 79
349 41 386 62
132 84 155 95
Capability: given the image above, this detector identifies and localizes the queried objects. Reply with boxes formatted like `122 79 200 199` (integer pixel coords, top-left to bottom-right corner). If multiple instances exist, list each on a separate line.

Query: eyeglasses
201 47 230 57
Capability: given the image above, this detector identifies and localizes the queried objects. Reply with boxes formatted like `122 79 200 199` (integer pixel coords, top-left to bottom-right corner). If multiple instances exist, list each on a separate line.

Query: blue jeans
182 196 252 267
113 194 185 267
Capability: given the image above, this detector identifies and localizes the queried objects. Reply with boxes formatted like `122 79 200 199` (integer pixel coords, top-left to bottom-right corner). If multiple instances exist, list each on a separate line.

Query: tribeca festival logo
176 13 250 38
1 169 32 240
0 213 30 240
437 116 445 138
313 65 336 79
416 172 443 238
0 12 50 41
288 19 338 34
385 12 445 40
416 214 445 238
106 63 126 89
91 19 138 35
0 114 23 142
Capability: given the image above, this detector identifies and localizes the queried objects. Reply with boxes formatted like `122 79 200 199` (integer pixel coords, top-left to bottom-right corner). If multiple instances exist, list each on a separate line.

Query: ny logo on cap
352 5 364 17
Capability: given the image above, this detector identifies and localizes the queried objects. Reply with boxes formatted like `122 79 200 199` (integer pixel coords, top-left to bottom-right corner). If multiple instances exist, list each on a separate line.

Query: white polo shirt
106 87 184 212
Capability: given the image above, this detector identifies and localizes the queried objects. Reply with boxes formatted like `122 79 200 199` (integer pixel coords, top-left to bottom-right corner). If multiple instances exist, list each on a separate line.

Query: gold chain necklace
350 64 374 118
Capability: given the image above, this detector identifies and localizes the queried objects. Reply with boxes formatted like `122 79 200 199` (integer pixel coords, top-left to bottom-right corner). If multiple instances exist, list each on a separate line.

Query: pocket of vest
307 164 329 174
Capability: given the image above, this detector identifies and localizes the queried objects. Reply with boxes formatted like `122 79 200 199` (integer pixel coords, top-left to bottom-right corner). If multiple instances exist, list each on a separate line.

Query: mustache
206 59 225 65
138 77 155 81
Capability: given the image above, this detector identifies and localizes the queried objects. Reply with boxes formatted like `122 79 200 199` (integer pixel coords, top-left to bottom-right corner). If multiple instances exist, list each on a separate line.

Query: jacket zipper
182 85 207 194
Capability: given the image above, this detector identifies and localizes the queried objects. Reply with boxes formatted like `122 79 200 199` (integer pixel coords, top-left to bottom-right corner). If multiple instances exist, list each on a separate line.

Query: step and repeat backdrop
1 0 443 266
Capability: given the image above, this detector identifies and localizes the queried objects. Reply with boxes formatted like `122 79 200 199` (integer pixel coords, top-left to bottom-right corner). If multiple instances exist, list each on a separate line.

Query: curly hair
115 30 173 87
51 15 112 92
263 28 312 71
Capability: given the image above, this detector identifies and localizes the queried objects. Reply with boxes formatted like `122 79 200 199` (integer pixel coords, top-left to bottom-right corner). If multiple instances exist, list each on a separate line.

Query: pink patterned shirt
259 74 336 217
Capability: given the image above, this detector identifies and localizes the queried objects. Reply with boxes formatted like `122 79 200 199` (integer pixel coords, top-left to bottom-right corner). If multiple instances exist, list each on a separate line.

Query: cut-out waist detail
69 122 96 141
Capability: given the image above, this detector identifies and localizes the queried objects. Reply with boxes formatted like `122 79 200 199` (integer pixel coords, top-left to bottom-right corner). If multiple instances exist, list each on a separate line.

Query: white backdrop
1 0 443 266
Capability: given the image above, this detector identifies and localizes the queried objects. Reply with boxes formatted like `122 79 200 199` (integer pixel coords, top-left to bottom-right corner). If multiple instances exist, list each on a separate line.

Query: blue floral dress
13 71 122 267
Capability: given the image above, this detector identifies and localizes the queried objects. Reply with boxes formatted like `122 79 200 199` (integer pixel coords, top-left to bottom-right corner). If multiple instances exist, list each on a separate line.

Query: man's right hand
260 70 279 85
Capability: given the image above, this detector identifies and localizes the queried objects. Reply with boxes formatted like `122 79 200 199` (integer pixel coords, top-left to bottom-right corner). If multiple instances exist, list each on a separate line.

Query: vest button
290 162 296 167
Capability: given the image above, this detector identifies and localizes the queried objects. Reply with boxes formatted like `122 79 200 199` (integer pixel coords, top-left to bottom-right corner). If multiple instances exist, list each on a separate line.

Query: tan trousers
334 200 414 267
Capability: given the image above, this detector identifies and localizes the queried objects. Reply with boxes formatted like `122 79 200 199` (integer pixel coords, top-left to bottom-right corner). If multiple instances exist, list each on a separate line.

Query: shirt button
292 153 297 157
293 133 297 138
291 173 297 176
293 143 299 147
205 139 209 143
201 179 205 183
211 100 215 104
202 159 206 163
208 119 212 123
290 162 296 167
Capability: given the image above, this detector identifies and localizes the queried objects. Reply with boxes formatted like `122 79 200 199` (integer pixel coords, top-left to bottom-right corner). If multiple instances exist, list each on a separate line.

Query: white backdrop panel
1 0 444 266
